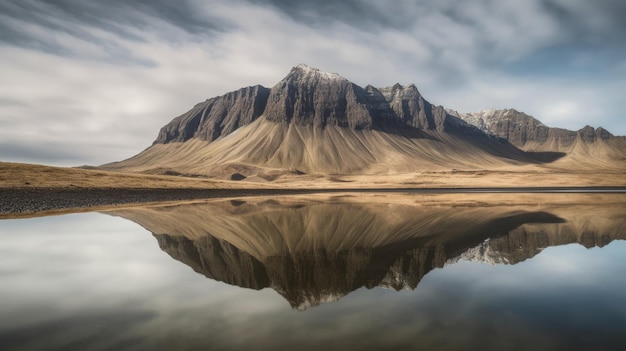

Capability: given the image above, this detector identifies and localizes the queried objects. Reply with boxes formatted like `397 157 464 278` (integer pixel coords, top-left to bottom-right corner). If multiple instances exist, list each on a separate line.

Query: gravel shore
0 187 337 217
3 186 624 218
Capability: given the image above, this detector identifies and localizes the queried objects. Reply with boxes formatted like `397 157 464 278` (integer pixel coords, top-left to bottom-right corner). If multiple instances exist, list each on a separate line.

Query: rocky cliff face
369 83 448 131
449 108 621 150
448 221 619 266
155 234 270 290
153 233 441 310
262 64 373 129
154 85 270 144
153 64 469 145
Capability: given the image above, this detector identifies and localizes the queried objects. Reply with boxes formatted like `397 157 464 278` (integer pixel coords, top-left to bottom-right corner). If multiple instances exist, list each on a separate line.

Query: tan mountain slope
106 117 533 176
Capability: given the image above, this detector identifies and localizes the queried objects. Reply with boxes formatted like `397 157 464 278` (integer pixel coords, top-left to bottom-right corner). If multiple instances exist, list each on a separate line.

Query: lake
1 193 625 350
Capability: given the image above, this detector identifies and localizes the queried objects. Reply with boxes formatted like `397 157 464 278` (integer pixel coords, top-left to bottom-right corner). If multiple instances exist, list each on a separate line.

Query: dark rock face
263 65 373 129
455 109 619 149
577 125 614 143
155 234 270 290
154 232 447 309
490 110 580 148
154 85 270 144
153 64 467 144
370 83 445 130
491 111 560 146
485 224 615 264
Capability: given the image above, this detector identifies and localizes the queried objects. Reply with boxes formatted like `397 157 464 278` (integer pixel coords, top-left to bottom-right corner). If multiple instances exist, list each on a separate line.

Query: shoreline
2 186 626 219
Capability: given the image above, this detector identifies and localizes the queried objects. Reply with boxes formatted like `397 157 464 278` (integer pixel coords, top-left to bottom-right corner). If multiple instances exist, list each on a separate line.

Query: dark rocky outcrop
153 233 439 309
451 108 623 150
369 83 447 131
154 85 270 144
155 234 270 290
153 64 473 144
489 110 574 147
263 65 373 129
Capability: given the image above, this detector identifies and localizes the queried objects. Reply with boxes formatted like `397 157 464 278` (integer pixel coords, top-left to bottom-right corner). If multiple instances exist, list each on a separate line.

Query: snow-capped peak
447 108 530 133
294 292 343 311
292 63 343 81
445 238 510 266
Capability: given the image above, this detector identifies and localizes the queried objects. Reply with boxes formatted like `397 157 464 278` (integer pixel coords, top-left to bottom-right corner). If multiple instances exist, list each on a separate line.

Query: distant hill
448 108 626 169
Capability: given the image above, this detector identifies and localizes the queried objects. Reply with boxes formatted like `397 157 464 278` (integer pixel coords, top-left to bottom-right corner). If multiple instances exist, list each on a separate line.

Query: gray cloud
0 0 625 166
256 0 626 41
0 0 224 38
541 0 626 42
0 0 225 64
249 0 626 84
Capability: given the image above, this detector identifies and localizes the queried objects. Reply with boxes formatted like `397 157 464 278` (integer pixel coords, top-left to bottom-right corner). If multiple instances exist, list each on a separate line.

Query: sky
1 0 625 166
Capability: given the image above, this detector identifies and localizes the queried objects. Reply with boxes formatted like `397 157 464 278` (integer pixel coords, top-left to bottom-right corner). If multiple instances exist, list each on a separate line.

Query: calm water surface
1 194 625 350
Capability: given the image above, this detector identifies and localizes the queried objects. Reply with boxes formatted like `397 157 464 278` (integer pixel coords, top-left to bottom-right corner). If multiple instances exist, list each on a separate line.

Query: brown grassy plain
2 161 625 219
2 161 625 190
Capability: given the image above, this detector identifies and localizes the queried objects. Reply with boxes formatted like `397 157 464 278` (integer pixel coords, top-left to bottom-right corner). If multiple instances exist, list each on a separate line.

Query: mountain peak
286 64 344 82
378 83 421 102
453 109 624 149
151 64 457 146
261 63 375 129
293 63 315 72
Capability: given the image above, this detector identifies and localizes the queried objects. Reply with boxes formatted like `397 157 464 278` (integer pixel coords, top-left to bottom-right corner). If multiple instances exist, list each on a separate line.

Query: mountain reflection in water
109 194 626 310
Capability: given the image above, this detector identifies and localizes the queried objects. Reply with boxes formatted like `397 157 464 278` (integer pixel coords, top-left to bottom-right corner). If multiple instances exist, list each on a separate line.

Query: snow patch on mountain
293 293 343 311
445 238 510 266
294 63 343 81
447 108 545 134
379 265 414 291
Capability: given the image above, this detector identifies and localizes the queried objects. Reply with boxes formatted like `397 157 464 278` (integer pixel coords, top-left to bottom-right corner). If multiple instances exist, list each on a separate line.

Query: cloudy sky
1 0 625 166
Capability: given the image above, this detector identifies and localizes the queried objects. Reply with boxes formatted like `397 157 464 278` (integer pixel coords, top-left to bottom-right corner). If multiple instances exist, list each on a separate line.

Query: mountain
102 64 558 178
102 64 625 179
108 195 626 310
156 64 456 142
448 108 626 168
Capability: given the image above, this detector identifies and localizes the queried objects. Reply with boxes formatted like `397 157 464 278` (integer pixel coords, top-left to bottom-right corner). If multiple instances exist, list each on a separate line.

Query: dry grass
0 162 264 189
2 161 625 190
329 168 626 188
2 161 624 220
